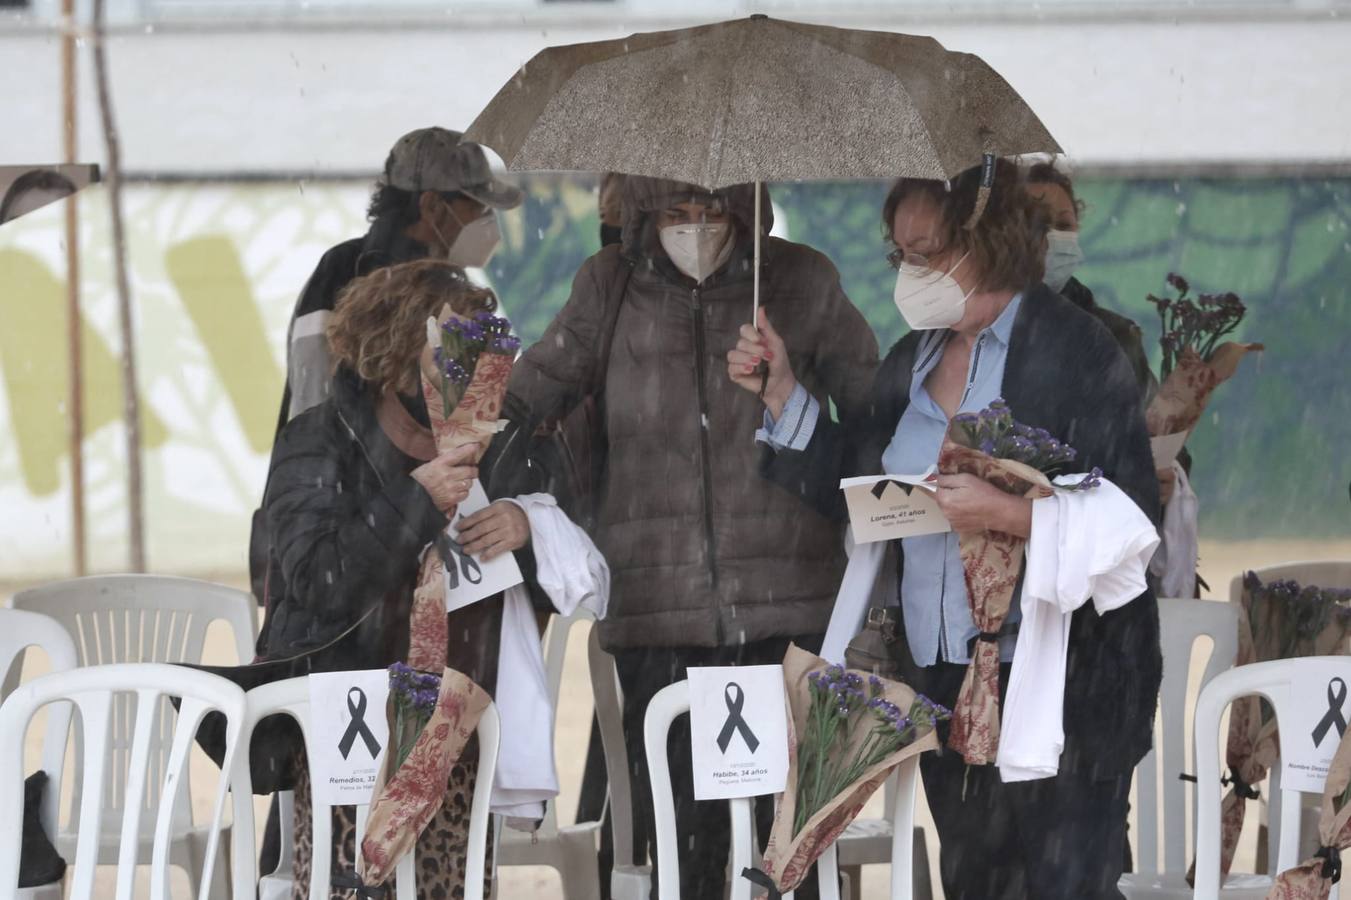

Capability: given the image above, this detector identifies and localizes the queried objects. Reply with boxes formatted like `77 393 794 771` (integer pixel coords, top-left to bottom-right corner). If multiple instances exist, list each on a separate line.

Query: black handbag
843 606 905 681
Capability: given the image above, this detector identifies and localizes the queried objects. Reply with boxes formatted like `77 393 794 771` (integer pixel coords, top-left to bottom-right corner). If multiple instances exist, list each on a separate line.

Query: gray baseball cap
384 127 524 210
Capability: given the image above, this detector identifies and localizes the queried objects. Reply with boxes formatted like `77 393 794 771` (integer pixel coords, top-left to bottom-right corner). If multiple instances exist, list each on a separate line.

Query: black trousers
613 636 822 900
905 659 1130 900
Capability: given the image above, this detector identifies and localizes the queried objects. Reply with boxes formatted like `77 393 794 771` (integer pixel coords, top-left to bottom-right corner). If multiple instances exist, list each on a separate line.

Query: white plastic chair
1119 597 1239 898
1193 657 1351 900
587 626 651 900
0 663 252 900
1232 562 1351 876
12 574 258 899
645 680 925 900
236 676 500 900
495 612 603 899
834 765 930 900
0 609 81 899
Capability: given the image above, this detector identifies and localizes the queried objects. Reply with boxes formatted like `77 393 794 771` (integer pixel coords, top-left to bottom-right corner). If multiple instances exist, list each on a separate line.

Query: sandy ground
6 536 1350 898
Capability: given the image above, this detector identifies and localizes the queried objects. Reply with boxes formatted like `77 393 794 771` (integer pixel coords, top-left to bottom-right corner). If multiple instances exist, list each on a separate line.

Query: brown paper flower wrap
350 307 518 889
937 440 1051 766
1190 574 1351 883
1145 342 1262 440
749 645 943 895
1264 727 1351 900
357 665 490 885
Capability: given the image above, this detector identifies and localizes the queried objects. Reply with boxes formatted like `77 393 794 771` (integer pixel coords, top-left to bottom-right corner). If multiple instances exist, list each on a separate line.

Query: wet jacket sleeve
503 254 611 431
758 338 912 523
1067 331 1163 528
264 413 448 626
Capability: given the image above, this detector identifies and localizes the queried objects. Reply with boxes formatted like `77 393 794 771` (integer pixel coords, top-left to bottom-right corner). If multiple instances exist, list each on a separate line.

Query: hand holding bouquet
1145 273 1263 440
939 399 1097 765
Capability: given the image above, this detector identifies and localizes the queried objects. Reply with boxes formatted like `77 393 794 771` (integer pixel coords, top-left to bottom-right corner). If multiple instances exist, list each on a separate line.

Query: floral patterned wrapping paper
358 666 491 886
1264 728 1351 900
357 314 517 887
1191 575 1351 883
755 645 941 894
1145 342 1260 440
936 440 1051 766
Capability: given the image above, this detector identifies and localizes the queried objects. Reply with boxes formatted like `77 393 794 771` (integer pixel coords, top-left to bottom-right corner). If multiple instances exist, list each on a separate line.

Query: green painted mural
0 174 1344 578
491 174 1351 539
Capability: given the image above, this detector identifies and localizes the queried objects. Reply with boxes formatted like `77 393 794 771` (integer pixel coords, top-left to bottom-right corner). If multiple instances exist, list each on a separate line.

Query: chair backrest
588 626 641 873
12 574 259 836
1132 597 1239 874
0 663 249 900
1233 561 1351 602
1192 656 1351 898
645 681 857 900
236 676 500 900
0 608 80 839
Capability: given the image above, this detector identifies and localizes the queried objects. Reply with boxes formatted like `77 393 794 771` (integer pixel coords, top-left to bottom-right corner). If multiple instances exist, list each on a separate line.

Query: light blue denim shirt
881 294 1023 666
760 294 1025 666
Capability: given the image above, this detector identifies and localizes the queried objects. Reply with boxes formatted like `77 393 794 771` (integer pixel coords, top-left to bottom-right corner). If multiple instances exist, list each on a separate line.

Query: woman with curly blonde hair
248 258 528 898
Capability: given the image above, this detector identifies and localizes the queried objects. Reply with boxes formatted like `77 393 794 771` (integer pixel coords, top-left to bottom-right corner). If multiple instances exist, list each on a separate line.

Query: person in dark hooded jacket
500 175 879 898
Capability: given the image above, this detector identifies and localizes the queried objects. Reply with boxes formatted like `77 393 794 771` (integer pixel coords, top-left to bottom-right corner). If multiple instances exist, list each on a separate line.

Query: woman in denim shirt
729 158 1161 900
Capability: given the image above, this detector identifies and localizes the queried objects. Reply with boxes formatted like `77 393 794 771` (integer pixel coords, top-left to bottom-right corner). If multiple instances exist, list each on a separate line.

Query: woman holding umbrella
732 158 1162 900
496 173 878 898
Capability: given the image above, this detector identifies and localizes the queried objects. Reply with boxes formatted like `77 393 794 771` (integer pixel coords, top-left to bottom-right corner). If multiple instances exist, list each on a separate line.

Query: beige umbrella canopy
465 14 1060 189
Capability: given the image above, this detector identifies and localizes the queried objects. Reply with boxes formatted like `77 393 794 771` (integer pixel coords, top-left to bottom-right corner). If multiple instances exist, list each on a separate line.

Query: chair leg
182 828 233 899
557 831 602 900
841 865 862 900
912 827 933 900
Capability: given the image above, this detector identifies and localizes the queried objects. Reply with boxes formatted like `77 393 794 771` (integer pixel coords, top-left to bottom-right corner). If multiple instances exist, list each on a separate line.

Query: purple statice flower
1166 272 1190 294
490 334 522 354
1064 467 1103 492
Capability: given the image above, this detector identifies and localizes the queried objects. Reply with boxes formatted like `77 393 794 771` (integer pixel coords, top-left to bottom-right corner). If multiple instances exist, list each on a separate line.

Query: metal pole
92 0 146 571
61 0 87 576
752 177 761 325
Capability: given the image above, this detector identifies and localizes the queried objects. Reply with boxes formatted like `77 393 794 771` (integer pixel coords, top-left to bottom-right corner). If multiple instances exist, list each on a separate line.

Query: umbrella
466 14 1060 320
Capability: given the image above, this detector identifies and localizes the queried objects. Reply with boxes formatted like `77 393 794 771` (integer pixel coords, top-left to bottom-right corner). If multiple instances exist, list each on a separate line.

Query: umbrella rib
702 24 754 189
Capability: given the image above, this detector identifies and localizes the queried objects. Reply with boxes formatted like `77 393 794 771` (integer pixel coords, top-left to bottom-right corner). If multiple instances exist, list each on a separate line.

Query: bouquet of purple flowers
949 398 1101 490
388 662 442 768
794 666 949 833
748 646 945 895
425 310 521 419
1148 273 1246 380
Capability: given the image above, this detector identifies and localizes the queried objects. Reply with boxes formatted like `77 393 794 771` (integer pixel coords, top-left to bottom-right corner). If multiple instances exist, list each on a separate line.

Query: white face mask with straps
893 251 974 330
435 206 501 269
1043 229 1084 293
659 222 733 283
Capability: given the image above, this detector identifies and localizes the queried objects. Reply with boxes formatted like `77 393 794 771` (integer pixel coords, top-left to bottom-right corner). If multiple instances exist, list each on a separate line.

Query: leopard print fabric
290 749 490 899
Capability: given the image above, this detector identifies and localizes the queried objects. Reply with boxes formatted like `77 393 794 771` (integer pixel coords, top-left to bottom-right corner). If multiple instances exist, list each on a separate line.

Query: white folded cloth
491 494 609 819
997 476 1159 783
1148 459 1199 599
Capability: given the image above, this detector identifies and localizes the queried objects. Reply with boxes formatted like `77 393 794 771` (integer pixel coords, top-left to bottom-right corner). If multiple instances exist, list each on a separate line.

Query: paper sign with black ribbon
309 670 390 805
442 479 523 613
1284 662 1351 794
689 665 788 801
338 687 382 760
716 683 761 754
840 470 950 544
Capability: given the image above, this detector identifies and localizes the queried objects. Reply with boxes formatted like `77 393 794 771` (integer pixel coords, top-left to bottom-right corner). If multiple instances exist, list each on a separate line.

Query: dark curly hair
1026 160 1086 218
881 157 1049 293
365 181 467 226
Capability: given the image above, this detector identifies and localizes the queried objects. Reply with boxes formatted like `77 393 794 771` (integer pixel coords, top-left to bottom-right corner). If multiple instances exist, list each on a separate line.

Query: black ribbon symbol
337 687 381 760
715 682 760 754
1312 677 1349 748
870 479 915 500
436 532 484 591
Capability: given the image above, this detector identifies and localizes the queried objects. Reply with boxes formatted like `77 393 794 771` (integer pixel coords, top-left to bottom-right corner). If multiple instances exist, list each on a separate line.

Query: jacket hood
619 175 773 264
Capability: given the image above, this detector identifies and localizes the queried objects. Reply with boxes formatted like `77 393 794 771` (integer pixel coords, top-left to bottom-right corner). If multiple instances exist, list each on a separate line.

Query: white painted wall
2 7 1348 173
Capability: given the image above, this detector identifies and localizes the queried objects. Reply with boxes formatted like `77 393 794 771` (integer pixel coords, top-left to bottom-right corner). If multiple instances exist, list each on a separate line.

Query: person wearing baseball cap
251 127 521 875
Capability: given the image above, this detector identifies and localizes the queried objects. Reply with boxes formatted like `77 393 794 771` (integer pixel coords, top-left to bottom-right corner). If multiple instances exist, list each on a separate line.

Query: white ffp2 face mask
443 209 502 269
659 223 733 283
1043 229 1084 293
893 251 974 330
